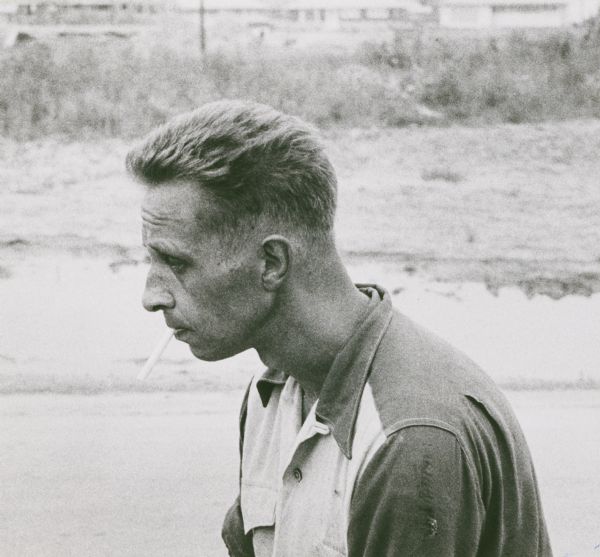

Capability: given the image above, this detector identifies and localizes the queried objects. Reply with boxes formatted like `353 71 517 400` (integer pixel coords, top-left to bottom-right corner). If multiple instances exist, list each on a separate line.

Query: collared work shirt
222 286 552 557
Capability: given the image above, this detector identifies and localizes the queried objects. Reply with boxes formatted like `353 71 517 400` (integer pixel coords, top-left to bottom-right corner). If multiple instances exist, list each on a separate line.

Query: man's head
127 99 337 247
127 100 339 361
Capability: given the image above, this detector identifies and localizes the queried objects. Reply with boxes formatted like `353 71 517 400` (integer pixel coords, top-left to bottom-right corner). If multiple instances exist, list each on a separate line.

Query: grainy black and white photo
1 2 599 556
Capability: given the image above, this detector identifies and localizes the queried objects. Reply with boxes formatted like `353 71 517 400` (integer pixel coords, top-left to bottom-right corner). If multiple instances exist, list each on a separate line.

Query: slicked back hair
127 100 337 245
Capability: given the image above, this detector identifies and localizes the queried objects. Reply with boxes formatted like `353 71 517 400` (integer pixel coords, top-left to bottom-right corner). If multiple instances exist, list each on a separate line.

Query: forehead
141 181 215 241
142 181 204 221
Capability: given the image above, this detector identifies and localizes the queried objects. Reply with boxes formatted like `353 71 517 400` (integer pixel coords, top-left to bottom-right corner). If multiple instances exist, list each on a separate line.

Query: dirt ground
1 390 598 557
1 119 599 296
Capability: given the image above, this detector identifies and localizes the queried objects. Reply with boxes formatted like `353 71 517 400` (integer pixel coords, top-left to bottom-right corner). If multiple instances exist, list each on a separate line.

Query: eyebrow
145 242 191 261
141 208 183 225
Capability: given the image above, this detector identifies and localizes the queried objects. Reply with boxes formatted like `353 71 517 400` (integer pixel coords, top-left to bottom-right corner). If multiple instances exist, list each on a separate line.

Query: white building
439 0 600 28
271 0 432 25
0 0 159 18
174 0 433 26
0 0 433 28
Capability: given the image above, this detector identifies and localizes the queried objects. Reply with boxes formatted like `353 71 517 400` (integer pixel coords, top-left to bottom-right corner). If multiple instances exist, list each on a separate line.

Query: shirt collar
256 367 288 406
255 284 394 459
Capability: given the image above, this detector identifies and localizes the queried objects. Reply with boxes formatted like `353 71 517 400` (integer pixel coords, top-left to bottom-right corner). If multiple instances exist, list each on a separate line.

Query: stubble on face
141 181 274 362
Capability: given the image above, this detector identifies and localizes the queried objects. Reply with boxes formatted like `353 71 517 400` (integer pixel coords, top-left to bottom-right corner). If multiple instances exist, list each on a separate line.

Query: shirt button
293 468 303 482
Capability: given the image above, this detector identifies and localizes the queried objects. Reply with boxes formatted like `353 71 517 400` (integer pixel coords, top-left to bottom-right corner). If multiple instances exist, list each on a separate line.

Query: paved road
1 391 598 556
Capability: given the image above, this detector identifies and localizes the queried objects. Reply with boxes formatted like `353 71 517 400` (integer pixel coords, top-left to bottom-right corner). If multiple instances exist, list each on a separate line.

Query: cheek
188 265 265 325
220 273 266 323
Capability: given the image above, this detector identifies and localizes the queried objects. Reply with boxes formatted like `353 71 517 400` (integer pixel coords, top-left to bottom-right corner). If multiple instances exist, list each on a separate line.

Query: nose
142 266 175 312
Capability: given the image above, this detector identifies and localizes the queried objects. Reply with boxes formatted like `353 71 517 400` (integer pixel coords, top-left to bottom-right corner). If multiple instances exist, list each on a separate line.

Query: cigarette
137 329 175 381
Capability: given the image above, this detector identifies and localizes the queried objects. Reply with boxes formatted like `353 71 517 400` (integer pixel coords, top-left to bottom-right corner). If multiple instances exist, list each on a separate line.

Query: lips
165 317 185 330
173 328 189 340
165 320 188 336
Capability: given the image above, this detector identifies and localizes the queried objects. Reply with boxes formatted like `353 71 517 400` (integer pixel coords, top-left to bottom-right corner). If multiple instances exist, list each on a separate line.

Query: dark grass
2 21 600 140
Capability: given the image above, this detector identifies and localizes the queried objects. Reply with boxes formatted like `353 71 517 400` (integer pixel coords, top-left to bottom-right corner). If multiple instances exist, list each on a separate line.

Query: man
127 100 552 556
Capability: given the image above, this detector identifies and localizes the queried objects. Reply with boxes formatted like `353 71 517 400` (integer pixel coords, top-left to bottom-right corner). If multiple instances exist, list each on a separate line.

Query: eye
145 246 189 274
162 254 188 273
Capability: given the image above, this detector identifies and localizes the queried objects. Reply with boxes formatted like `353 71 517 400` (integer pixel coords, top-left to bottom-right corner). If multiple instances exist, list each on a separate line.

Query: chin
188 343 240 362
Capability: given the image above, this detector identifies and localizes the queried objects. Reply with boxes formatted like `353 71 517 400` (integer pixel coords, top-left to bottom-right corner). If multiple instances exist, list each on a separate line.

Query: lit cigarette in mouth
137 329 175 381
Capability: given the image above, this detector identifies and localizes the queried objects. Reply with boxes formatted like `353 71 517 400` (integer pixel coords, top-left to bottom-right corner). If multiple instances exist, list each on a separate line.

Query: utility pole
199 0 206 56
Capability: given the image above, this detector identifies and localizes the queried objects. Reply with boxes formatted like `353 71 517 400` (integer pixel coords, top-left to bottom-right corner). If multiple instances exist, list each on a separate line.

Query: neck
254 251 370 400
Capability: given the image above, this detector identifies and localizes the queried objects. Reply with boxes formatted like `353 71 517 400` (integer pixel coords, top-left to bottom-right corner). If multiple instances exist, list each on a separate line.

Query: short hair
126 100 337 242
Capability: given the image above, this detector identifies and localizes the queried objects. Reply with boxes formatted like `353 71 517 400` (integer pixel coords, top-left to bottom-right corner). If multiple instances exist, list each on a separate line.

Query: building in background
170 0 433 27
0 0 158 22
439 0 600 27
0 0 597 29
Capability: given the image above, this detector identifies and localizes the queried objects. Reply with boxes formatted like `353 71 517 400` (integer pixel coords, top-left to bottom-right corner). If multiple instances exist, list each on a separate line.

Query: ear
260 235 291 291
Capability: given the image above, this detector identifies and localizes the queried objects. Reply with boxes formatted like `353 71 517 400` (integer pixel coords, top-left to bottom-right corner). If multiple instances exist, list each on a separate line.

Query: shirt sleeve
221 383 255 557
348 425 485 557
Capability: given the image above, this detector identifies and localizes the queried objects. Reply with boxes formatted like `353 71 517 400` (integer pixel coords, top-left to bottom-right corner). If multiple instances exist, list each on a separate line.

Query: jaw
187 337 249 362
188 341 224 362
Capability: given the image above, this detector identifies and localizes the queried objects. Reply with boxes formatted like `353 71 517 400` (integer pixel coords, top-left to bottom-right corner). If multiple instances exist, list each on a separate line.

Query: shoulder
366 309 523 448
357 310 550 537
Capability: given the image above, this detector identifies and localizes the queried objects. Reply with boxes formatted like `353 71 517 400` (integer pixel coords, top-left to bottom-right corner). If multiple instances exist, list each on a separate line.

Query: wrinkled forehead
141 181 203 222
141 181 221 238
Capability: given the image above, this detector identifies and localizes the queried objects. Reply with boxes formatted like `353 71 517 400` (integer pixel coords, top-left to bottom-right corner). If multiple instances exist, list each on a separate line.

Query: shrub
2 22 600 139
0 38 433 139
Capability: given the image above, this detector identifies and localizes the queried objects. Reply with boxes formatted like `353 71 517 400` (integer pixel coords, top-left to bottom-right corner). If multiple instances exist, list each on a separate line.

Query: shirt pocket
240 483 277 534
